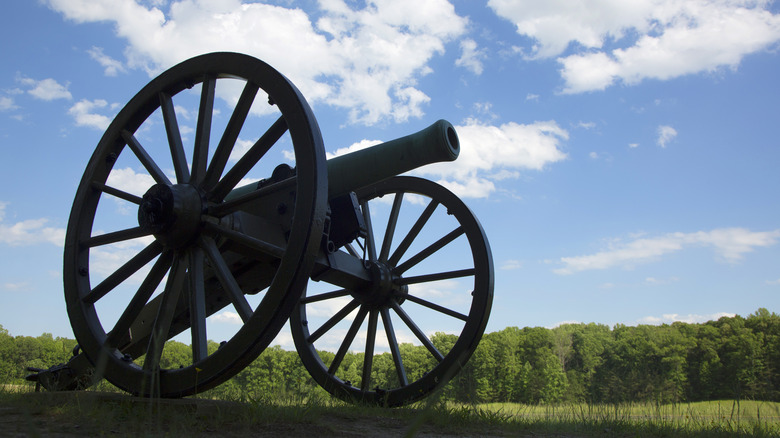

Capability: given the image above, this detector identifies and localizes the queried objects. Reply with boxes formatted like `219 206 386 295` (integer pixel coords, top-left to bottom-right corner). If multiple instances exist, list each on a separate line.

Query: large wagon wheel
291 176 493 406
64 53 327 397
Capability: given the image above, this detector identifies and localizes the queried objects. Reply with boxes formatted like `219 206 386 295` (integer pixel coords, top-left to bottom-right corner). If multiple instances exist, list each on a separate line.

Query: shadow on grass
2 385 779 437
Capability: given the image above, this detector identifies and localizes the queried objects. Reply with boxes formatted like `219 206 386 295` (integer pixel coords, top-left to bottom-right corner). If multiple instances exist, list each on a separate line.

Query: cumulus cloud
455 39 487 75
0 96 17 111
555 228 780 274
106 167 157 197
68 99 115 130
17 76 72 100
325 139 382 160
211 310 243 325
324 118 568 198
636 312 735 325
45 0 468 125
489 0 780 93
501 259 523 270
657 125 677 147
421 118 568 197
0 202 65 247
88 46 127 76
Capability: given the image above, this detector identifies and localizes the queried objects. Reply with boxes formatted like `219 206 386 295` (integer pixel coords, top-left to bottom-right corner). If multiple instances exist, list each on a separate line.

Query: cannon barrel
326 119 459 197
228 119 459 202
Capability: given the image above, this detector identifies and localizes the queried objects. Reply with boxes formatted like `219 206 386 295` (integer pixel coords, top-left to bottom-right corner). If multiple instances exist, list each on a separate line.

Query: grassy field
479 400 780 437
1 384 779 437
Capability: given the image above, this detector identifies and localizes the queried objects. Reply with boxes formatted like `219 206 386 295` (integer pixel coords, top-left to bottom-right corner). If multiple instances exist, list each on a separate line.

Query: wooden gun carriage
28 53 493 407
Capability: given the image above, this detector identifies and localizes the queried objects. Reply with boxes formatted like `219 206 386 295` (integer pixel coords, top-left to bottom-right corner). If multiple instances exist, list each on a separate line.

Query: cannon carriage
29 53 493 407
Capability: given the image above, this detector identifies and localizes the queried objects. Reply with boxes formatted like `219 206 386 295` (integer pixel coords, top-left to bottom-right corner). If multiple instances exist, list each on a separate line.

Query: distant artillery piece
27 53 493 407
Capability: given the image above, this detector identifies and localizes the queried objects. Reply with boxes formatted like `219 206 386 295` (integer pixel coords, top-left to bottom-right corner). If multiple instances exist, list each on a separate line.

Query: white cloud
636 312 735 325
455 39 486 75
88 46 127 76
550 320 581 329
766 279 780 285
555 228 780 274
106 167 156 197
644 276 678 285
416 118 568 198
657 125 677 147
334 118 568 198
325 139 382 160
489 0 780 93
17 76 72 100
0 202 65 247
501 259 523 270
2 282 30 291
325 116 570 198
45 0 468 125
211 310 243 325
0 96 17 111
68 99 114 130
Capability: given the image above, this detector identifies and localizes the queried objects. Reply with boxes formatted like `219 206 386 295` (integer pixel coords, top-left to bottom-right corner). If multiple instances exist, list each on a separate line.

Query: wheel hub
138 183 204 248
354 261 408 308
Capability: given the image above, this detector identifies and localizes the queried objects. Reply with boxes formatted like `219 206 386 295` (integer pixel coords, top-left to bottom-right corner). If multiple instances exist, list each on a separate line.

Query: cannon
29 53 493 407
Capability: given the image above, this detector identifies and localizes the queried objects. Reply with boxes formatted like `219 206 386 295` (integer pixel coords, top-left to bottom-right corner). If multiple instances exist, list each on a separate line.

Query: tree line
2 308 777 404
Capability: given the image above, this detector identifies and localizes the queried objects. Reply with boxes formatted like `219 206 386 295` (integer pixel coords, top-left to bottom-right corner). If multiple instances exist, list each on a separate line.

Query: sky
1 0 779 350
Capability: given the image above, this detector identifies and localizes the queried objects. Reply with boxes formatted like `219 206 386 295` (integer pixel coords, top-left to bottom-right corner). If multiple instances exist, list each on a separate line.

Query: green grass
479 400 780 437
2 383 779 437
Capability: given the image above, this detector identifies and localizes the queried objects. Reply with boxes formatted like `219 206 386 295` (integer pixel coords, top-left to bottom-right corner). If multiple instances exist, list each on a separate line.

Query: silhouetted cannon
27 53 493 407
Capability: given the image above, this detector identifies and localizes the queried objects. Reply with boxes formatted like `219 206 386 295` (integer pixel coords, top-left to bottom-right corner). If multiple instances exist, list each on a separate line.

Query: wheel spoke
144 251 187 372
300 288 351 304
381 308 408 387
379 193 403 263
396 268 475 285
307 299 360 344
202 221 285 259
403 294 469 321
200 236 253 322
191 76 216 185
105 250 174 348
189 247 208 363
394 227 464 275
327 305 368 376
344 242 360 258
159 92 190 183
91 181 143 205
361 201 377 262
391 301 444 362
361 309 378 391
203 81 259 191
388 200 438 267
83 241 164 304
121 130 171 186
81 227 152 248
210 115 288 202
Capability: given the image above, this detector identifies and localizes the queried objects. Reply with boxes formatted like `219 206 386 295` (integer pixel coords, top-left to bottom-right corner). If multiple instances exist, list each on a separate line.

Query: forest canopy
2 309 777 404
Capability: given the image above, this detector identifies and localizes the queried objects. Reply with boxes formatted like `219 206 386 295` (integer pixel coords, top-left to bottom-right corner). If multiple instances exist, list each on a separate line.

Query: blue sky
1 0 779 349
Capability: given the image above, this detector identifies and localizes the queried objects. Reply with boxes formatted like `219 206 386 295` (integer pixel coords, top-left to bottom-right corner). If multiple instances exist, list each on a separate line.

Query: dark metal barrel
326 119 459 197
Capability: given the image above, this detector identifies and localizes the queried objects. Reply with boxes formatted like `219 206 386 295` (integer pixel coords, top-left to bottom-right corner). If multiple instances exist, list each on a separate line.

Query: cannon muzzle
326 119 459 197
